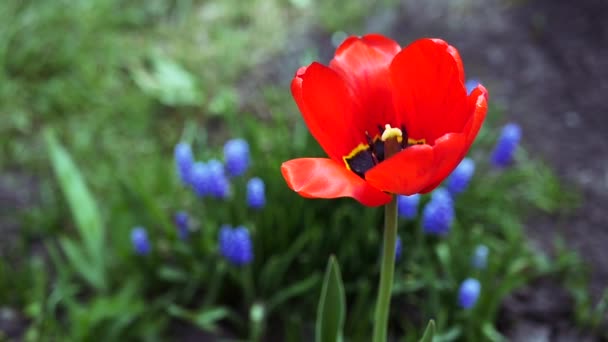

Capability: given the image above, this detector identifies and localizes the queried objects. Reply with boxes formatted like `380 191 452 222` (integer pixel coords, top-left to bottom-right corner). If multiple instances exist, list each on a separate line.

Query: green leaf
168 305 231 332
316 255 345 342
420 320 436 342
59 237 103 290
267 273 321 312
45 129 106 290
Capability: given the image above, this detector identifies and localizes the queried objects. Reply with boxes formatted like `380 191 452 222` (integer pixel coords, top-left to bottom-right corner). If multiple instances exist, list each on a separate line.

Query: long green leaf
45 129 106 290
420 320 436 342
316 255 345 342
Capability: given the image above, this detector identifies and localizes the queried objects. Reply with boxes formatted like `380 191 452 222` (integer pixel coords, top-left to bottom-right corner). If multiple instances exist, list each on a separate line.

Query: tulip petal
365 144 435 195
292 63 364 161
330 34 401 135
419 133 467 193
390 38 468 144
281 158 392 207
463 85 488 149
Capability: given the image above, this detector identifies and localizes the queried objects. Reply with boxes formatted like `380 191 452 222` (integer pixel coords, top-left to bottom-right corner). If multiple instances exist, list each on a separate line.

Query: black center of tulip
343 124 425 178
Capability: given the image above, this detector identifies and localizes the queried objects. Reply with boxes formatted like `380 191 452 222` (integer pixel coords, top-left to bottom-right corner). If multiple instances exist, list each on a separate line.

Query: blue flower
395 236 403 261
447 158 475 196
174 142 194 185
458 278 481 309
190 161 211 197
491 123 522 168
131 226 151 255
398 194 420 220
472 244 489 269
174 211 189 240
224 139 250 177
246 177 266 209
207 159 230 199
465 79 480 95
422 188 454 236
219 225 253 266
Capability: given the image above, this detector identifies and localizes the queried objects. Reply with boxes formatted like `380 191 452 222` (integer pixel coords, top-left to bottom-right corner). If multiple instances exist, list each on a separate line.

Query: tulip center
343 124 425 178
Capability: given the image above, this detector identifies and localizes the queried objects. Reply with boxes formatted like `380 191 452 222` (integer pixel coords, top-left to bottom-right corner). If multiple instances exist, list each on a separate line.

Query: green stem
372 195 398 342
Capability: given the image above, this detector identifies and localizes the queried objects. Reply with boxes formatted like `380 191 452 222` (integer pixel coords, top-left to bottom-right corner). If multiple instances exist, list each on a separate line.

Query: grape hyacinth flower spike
246 177 266 209
465 79 480 95
190 161 211 198
472 244 489 269
422 188 455 236
174 211 189 240
174 142 194 186
219 225 253 266
458 278 481 309
395 236 403 261
447 158 475 196
207 159 230 199
224 138 250 177
491 123 522 167
131 226 151 255
397 194 420 220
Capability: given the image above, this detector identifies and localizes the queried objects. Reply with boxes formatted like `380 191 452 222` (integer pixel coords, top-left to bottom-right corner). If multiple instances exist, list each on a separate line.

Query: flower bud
190 162 211 197
207 159 230 199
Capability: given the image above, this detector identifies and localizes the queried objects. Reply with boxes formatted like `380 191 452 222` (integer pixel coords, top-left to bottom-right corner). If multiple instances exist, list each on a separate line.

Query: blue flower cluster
219 225 254 266
447 158 475 196
131 226 151 255
458 278 481 309
398 194 420 220
422 188 454 236
173 139 265 209
491 123 522 167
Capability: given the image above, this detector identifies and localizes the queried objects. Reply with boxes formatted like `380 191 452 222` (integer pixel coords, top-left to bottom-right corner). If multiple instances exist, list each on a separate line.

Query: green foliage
316 256 346 342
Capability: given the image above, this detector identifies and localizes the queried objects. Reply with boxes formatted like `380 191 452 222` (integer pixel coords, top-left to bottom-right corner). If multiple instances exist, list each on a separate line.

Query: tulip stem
372 194 398 342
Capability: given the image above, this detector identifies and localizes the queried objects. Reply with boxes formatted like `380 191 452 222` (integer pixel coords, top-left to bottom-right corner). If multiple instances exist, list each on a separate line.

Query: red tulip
281 34 488 207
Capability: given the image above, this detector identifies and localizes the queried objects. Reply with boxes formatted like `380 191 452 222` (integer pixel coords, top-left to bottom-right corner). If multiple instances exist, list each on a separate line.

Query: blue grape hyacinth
207 159 230 199
395 236 403 261
246 177 266 209
491 123 522 167
458 278 481 309
398 194 420 220
174 142 194 185
447 158 475 196
472 244 489 269
224 138 250 177
465 79 480 95
174 211 189 240
131 226 151 255
219 225 253 266
190 161 211 197
422 188 454 236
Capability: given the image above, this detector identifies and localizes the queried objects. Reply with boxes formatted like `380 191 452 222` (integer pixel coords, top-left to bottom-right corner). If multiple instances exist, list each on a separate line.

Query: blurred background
0 0 606 341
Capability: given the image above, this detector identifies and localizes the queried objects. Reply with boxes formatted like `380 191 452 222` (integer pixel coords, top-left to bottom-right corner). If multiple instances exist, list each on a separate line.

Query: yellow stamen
407 138 426 145
381 124 403 142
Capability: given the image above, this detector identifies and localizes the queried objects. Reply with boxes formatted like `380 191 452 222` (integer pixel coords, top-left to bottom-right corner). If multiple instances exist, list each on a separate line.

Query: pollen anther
381 124 403 142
